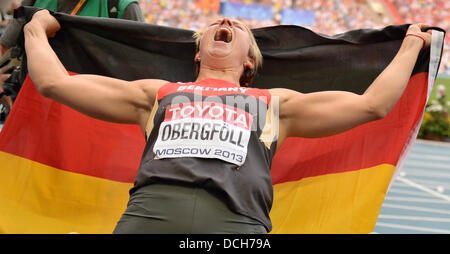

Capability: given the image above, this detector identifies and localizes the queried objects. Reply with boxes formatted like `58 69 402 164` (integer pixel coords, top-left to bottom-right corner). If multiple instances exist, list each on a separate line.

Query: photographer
0 1 19 127
0 0 145 126
0 0 144 54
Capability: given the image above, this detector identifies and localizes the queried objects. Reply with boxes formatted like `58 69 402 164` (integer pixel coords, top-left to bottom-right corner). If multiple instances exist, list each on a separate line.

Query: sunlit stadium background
1 0 449 234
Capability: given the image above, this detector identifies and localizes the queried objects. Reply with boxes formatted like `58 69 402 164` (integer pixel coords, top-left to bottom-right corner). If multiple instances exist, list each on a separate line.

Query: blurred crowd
390 0 450 74
137 0 449 74
138 0 385 32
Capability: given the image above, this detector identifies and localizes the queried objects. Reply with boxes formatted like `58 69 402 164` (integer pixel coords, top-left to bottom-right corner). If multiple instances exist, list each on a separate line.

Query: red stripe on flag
271 72 428 184
0 74 144 183
0 73 428 184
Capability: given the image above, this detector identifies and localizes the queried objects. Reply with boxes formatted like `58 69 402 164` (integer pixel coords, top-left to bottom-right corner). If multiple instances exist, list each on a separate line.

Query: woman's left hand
405 23 432 49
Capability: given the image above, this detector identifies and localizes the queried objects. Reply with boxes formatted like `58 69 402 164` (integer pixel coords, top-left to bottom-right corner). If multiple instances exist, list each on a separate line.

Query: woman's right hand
25 9 61 38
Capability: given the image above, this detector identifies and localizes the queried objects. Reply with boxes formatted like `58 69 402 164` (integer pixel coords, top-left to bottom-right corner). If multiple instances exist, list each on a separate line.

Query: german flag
0 7 445 233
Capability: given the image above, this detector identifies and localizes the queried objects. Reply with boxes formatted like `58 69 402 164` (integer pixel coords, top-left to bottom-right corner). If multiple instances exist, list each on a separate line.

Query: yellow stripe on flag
270 164 396 234
0 151 132 234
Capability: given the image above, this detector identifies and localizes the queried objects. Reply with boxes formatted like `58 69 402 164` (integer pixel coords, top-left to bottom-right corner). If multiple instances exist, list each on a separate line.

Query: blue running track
374 139 450 234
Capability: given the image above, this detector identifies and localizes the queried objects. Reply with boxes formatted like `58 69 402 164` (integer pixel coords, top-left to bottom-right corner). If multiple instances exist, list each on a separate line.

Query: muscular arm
24 10 165 130
275 24 430 143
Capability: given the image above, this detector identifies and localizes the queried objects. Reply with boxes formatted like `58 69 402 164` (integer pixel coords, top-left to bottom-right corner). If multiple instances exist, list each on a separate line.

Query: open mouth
214 27 232 43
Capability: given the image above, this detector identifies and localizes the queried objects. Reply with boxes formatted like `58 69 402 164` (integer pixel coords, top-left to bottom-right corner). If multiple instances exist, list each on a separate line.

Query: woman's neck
195 66 241 86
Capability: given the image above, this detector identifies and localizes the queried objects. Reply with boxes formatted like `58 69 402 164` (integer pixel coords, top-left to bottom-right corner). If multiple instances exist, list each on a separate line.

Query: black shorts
113 183 267 234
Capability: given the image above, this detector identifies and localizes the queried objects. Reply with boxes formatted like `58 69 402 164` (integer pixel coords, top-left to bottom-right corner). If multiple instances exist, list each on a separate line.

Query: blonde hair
193 20 263 87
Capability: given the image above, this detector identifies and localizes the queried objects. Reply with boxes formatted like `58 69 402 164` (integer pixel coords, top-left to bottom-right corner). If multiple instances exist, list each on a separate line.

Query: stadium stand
137 0 449 74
